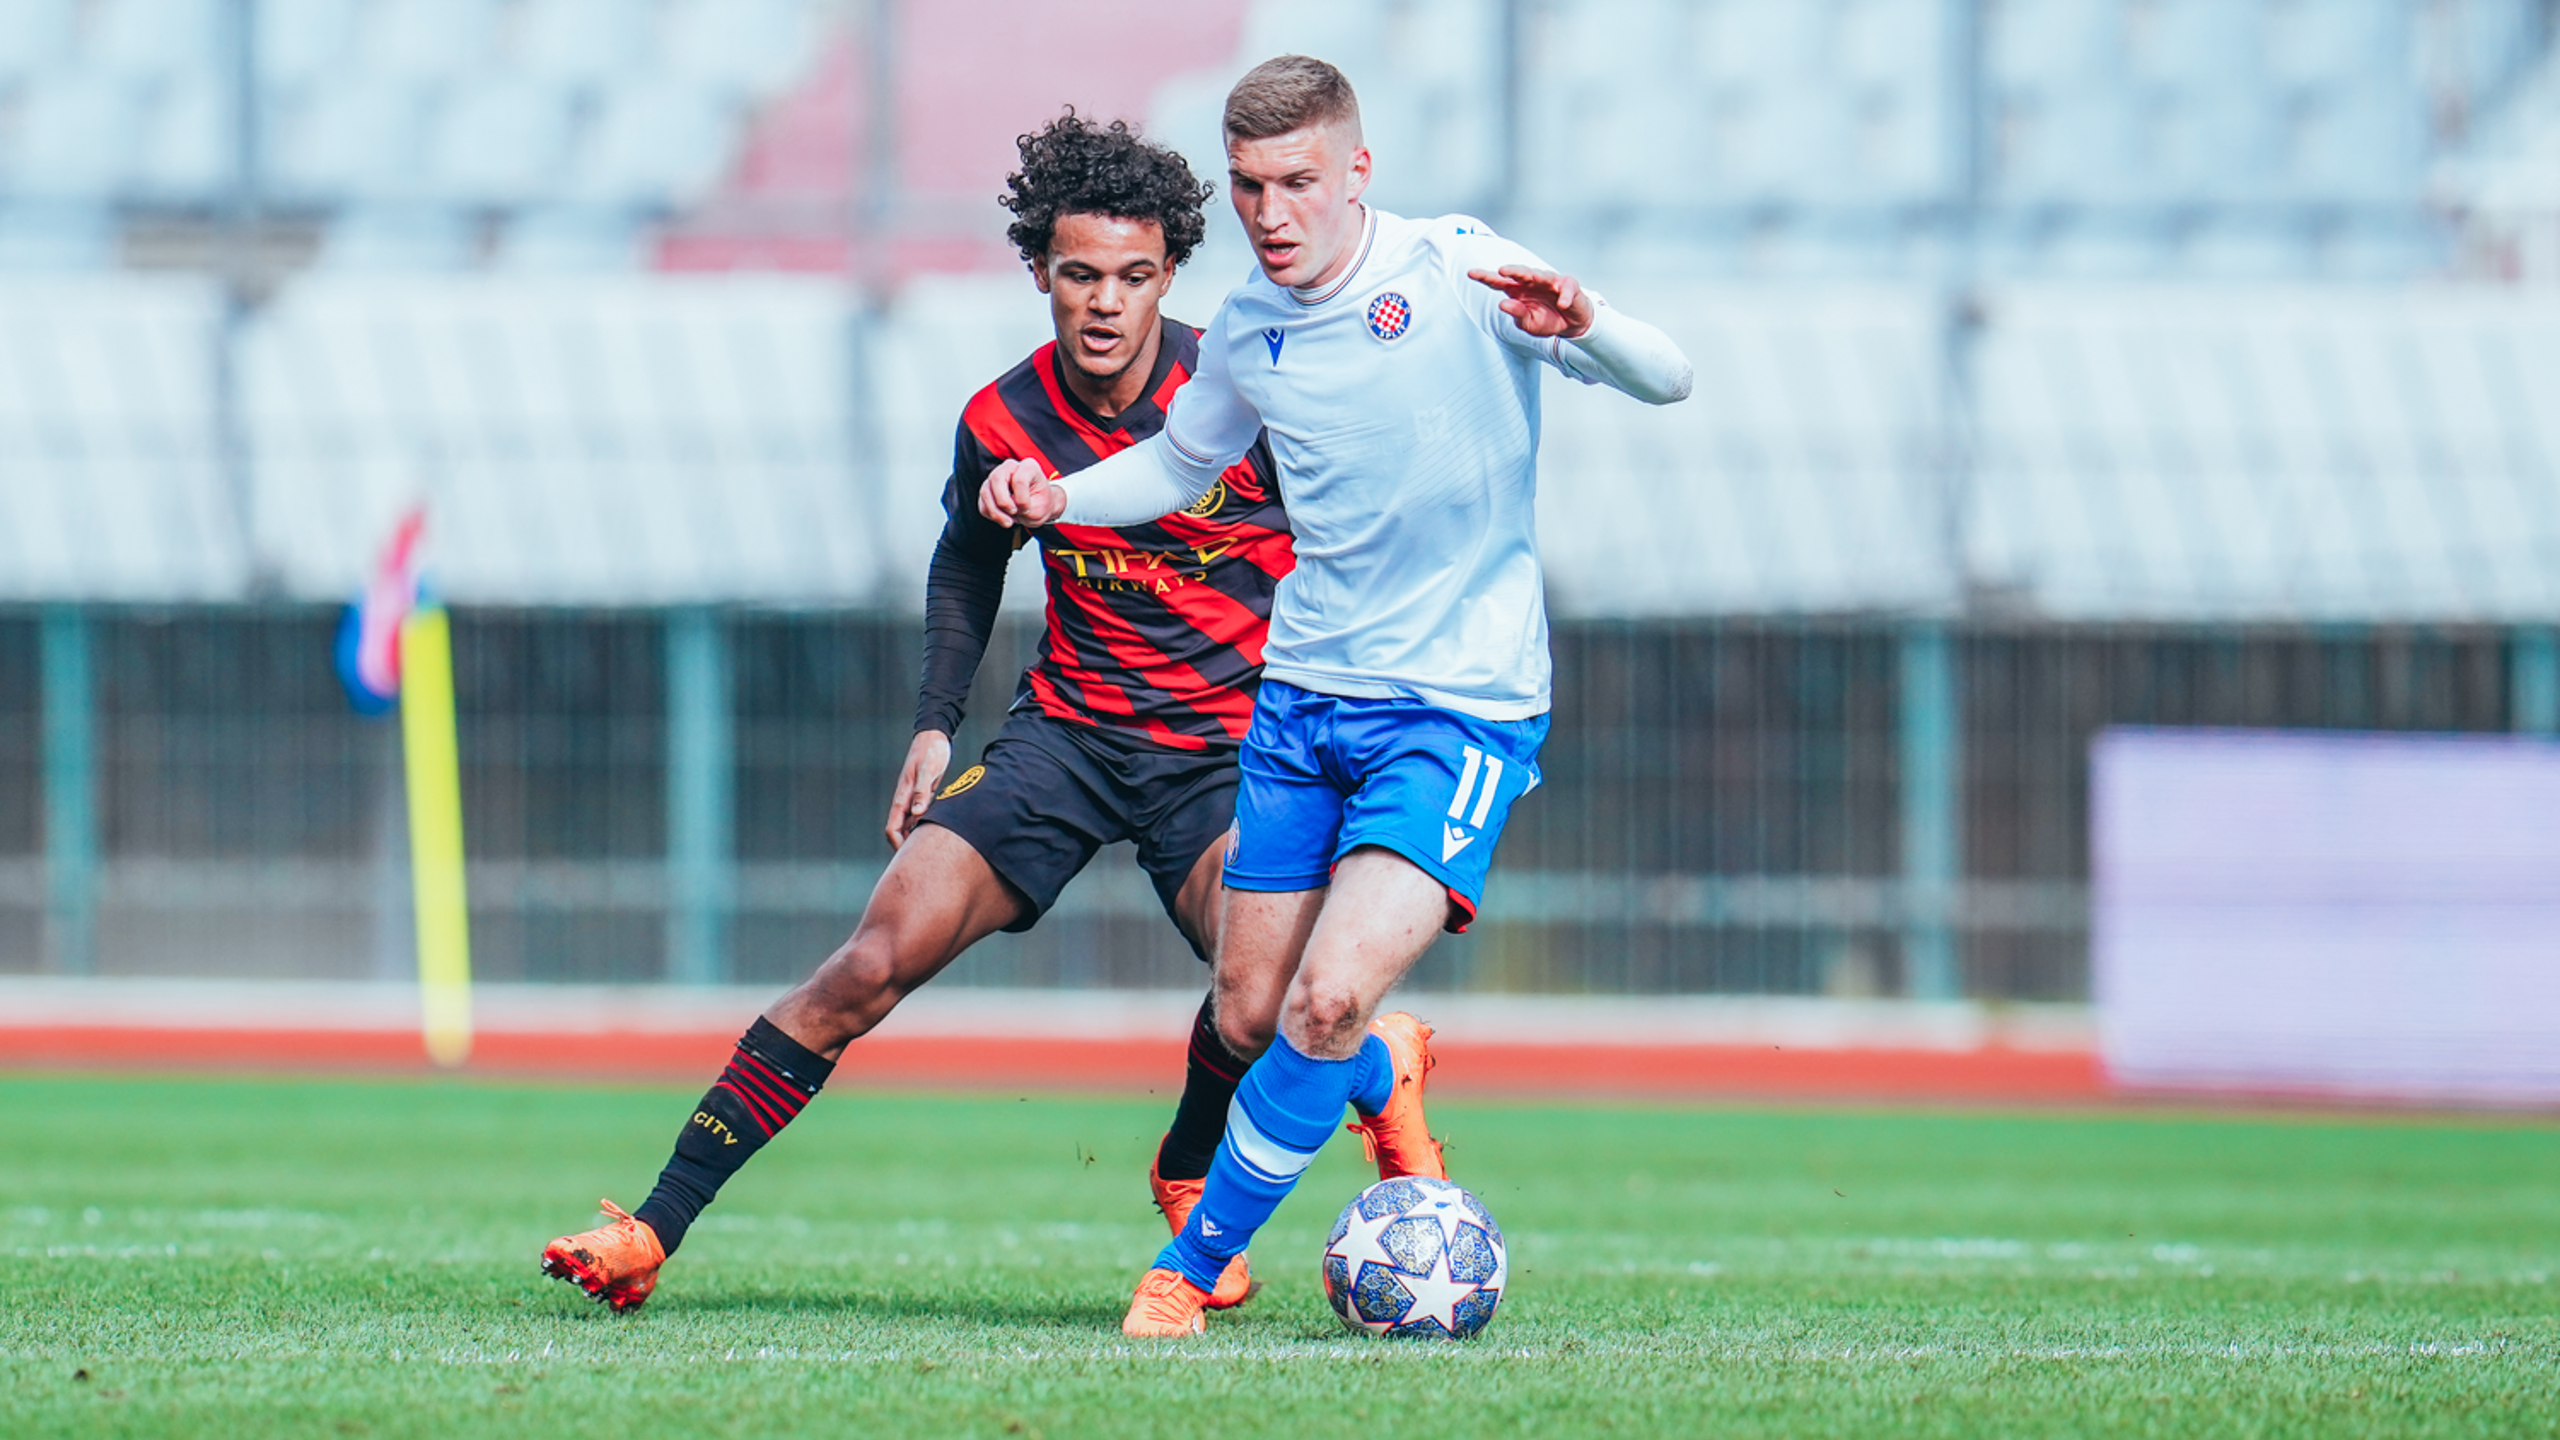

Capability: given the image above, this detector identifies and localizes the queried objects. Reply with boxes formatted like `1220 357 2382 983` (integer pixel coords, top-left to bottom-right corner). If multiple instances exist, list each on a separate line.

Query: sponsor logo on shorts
1223 820 1241 866
936 764 986 800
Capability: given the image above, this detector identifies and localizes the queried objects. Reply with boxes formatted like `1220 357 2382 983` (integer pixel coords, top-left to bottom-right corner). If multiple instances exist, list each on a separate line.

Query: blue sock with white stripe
1159 1030 1389 1290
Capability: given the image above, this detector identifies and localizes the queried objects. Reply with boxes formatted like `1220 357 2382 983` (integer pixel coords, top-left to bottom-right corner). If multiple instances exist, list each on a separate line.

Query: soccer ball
1321 1176 1506 1338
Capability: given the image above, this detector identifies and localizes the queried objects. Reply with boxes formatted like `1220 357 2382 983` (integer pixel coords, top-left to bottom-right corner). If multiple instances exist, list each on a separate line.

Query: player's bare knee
1288 985 1369 1058
806 932 907 1032
1214 1005 1275 1062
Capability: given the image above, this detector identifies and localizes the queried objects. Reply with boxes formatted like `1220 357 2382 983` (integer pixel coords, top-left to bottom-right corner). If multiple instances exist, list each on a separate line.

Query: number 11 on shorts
1444 745 1503 860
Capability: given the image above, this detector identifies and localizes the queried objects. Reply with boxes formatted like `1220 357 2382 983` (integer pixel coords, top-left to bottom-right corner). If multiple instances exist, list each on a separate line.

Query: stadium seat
89 0 224 82
2447 0 2538 108
357 0 501 83
132 71 235 202
427 77 576 207
1835 0 1939 92
517 0 655 85
0 0 75 81
2290 83 2425 202
1997 85 2142 205
566 80 740 208
312 204 477 271
1852 82 1949 204
2267 0 2403 87
492 207 646 272
659 0 813 96
4 73 143 200
2324 218 2448 281
1988 0 2118 90
2182 216 2316 279
256 0 361 90
1693 0 1822 88
267 78 430 205
2128 0 2258 91
0 202 117 270
2156 89 2279 203
2040 218 2175 279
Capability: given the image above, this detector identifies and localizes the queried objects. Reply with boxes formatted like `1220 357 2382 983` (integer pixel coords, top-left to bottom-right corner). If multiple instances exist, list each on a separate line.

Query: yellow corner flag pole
399 605 473 1068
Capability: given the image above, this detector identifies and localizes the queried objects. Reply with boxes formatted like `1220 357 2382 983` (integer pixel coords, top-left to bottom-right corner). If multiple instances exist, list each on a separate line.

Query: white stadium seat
0 203 117 270
311 204 476 271
427 77 577 207
0 0 76 81
131 71 236 201
658 0 813 96
565 80 739 209
356 0 500 84
492 207 646 273
255 0 361 90
267 77 431 204
3 73 143 200
89 0 224 83
516 0 655 86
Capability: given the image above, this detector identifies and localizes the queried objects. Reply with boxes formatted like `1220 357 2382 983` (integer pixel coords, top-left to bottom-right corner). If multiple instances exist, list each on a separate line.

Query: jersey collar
1289 205 1376 307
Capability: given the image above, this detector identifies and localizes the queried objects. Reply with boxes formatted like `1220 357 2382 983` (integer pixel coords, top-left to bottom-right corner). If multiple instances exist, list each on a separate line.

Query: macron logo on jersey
1263 327 1284 363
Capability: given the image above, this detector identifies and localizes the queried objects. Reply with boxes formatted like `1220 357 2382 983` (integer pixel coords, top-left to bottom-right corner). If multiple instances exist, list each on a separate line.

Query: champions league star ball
1321 1177 1506 1338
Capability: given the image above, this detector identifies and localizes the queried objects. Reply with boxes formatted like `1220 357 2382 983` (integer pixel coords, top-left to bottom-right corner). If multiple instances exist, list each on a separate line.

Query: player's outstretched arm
884 729 952 848
1469 264 1694 405
979 314 1263 529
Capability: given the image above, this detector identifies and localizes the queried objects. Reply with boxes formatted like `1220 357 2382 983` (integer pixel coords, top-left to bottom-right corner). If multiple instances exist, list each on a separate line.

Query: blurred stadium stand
2 0 2557 1000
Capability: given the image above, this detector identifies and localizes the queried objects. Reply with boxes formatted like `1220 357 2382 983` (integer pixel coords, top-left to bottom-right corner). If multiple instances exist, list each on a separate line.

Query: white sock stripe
1471 755 1504 827
1221 1093 1320 1182
1448 745 1484 820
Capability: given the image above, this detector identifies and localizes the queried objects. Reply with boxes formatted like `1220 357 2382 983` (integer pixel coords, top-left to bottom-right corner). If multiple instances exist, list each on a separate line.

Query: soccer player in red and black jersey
539 114 1291 1313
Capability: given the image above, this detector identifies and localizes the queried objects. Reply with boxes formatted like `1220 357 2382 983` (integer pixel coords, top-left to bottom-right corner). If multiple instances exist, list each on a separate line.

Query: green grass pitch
3 1074 2555 1438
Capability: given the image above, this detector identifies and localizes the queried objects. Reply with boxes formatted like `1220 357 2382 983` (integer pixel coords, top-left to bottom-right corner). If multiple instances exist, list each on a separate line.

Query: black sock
1154 994 1251 1183
632 1017 835 1257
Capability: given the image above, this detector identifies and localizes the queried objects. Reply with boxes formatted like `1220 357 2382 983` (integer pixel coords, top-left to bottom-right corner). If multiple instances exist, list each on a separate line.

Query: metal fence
1 606 2541 998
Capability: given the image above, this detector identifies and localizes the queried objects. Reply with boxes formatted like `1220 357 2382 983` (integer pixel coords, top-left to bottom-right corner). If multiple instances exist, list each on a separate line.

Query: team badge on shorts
936 764 986 800
1366 292 1411 341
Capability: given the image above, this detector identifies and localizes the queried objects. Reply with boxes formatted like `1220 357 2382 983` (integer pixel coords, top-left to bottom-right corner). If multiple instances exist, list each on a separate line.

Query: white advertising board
2094 728 2560 1107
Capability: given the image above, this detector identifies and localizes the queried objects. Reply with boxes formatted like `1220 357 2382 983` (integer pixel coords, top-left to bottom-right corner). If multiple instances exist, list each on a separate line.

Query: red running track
0 1026 2108 1104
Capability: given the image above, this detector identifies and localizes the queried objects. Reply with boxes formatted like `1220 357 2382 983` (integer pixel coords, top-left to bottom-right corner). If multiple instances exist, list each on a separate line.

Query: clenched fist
979 458 1069 528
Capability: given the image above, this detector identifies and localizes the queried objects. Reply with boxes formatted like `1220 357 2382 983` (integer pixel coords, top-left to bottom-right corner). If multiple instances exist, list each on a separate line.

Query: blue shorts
1222 679 1548 931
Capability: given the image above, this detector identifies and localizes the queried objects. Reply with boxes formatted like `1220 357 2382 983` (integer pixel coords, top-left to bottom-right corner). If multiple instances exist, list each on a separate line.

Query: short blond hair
1222 55 1361 143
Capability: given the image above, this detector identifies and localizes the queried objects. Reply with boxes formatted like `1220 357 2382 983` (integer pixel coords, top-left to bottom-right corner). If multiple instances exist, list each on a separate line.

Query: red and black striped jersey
916 317 1294 751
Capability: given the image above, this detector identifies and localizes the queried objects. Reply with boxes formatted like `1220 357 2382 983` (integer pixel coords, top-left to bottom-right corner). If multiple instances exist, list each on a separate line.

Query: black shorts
918 710 1238 959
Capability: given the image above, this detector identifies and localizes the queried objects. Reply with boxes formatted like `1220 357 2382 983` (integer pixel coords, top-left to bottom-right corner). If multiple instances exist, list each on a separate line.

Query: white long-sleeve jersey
1055 206 1693 720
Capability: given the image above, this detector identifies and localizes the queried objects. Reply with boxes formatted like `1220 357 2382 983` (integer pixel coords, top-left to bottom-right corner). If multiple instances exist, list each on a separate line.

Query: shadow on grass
555 1282 1353 1343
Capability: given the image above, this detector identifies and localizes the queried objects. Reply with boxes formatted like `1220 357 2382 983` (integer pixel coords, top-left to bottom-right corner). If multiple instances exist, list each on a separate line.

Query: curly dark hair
1001 110 1213 269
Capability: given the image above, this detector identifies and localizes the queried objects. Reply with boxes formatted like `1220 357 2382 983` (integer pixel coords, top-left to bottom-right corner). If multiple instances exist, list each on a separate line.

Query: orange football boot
1148 1154 1259 1309
539 1199 665 1312
1121 1267 1210 1337
1344 1011 1448 1181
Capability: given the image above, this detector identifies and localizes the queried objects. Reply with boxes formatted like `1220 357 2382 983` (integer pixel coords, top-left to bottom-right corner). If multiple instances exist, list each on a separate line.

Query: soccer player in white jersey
981 55 1694 1336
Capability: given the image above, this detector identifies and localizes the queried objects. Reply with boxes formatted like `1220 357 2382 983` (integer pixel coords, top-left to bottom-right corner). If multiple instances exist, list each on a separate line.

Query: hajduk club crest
1366 292 1411 341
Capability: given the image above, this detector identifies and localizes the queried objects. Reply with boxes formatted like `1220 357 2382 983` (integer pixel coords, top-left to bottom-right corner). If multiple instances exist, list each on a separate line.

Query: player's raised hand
884 728 953 849
1468 265 1597 340
979 457 1068 528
